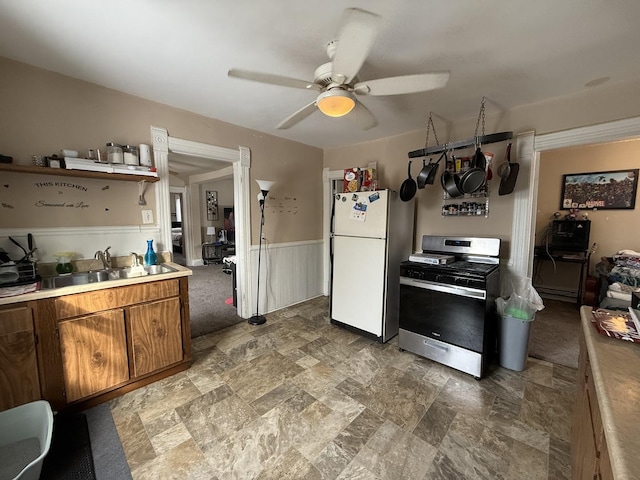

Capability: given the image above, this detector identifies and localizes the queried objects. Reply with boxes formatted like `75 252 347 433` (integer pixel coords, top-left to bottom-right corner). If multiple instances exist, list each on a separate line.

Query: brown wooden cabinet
129 297 182 377
50 279 188 407
0 304 41 410
572 327 613 479
0 275 191 412
58 309 129 402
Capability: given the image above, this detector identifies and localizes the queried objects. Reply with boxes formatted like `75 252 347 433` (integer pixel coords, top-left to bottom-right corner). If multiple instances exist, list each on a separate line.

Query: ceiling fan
228 8 450 130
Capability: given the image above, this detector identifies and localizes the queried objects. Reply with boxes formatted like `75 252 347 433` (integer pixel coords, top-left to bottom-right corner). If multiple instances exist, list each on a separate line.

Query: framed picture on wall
206 190 218 220
560 169 639 210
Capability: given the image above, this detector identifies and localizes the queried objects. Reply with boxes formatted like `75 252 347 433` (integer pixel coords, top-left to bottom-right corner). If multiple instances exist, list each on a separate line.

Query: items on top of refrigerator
343 167 378 192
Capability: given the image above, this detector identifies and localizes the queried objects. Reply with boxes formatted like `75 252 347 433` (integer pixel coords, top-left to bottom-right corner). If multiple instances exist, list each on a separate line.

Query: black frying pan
441 158 463 198
417 151 445 189
498 143 519 195
400 160 417 202
459 146 487 194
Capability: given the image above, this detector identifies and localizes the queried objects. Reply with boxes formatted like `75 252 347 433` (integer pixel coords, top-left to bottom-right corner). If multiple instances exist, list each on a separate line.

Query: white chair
0 400 53 480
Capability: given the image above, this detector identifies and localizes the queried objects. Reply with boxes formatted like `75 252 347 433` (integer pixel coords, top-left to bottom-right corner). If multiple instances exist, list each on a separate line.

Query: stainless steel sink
117 264 177 278
41 264 177 289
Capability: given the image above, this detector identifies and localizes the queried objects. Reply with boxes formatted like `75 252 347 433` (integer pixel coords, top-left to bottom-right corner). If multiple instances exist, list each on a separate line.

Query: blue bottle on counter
144 239 157 266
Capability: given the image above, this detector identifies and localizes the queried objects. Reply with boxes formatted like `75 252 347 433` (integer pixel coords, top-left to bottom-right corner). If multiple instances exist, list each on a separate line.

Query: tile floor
110 297 575 480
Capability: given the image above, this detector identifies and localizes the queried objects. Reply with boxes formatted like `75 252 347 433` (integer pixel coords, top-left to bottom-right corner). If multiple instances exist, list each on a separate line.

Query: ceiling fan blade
354 72 450 96
276 101 318 129
228 68 321 91
349 101 377 130
331 8 381 85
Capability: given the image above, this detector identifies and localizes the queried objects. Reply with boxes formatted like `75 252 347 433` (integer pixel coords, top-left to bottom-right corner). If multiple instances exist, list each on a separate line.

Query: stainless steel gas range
399 235 501 379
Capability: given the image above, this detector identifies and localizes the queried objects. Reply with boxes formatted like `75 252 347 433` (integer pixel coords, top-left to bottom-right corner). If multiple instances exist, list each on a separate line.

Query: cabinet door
571 383 598 479
0 306 40 411
598 435 614 480
59 309 129 402
129 298 182 377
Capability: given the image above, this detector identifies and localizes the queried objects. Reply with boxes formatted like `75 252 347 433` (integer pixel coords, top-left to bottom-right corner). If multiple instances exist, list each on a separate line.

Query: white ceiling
2 0 640 152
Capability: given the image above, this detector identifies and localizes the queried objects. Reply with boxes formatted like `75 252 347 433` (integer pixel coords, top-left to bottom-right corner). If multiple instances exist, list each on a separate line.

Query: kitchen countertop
580 306 640 480
0 262 192 306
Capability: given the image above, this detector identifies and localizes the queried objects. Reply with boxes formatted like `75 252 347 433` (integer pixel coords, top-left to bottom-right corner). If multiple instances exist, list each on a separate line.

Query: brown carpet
528 298 581 368
187 264 243 338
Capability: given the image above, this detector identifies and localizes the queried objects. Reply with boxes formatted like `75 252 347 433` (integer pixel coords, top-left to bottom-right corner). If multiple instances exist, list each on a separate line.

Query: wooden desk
533 247 588 305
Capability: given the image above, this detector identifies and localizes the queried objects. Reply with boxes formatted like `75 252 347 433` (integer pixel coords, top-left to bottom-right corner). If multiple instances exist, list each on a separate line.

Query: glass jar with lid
123 145 139 166
106 142 123 164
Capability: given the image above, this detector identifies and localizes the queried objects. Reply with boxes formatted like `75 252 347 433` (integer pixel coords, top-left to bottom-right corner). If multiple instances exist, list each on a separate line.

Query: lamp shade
316 89 356 117
206 226 216 236
256 179 276 193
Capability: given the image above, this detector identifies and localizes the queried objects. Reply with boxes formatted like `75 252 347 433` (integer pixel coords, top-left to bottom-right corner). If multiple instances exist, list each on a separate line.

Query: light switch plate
142 210 154 224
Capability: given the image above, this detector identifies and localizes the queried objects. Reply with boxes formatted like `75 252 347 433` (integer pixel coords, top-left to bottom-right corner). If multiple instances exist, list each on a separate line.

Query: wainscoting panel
249 240 324 315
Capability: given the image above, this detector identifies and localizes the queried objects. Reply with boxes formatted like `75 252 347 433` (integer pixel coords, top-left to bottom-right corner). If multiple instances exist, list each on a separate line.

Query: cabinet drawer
56 279 179 319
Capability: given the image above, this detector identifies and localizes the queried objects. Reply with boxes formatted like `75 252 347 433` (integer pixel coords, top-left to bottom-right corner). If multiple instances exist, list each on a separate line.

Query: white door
331 235 386 336
333 190 388 239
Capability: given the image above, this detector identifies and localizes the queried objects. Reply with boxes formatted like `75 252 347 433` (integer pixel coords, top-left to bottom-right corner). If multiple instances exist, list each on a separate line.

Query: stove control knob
456 277 470 287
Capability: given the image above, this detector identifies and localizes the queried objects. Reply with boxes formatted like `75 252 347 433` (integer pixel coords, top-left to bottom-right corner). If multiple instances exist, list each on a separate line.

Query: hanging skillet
440 153 463 198
458 143 486 194
417 153 443 189
400 160 417 201
498 143 519 195
425 151 446 185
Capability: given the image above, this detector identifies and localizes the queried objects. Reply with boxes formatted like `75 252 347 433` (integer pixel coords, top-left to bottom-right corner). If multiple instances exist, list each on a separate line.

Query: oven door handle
400 277 487 300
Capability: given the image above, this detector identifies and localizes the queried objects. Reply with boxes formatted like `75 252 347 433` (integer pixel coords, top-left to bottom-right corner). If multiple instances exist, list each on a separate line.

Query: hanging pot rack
408 131 513 158
408 98 513 158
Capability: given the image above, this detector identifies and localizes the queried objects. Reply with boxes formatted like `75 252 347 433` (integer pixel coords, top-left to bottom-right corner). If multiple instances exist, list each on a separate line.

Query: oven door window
400 283 487 353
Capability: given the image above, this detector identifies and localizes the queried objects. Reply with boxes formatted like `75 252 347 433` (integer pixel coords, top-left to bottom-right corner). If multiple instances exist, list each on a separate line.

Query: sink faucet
130 252 140 267
95 246 112 269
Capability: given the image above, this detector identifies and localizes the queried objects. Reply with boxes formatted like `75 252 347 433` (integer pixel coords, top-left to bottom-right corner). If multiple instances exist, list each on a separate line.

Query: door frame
151 126 252 319
512 115 640 279
169 186 189 262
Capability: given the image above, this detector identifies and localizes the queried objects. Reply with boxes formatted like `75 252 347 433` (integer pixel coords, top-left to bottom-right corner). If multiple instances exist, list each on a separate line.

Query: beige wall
324 78 640 259
324 132 516 254
3 54 640 261
537 139 640 259
0 57 323 245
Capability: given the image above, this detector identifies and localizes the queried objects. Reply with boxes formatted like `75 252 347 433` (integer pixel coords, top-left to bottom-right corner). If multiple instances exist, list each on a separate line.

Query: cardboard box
360 167 378 191
343 168 360 192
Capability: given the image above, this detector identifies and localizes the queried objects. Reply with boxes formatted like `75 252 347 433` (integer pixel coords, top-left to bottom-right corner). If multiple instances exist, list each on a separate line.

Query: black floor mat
41 412 96 480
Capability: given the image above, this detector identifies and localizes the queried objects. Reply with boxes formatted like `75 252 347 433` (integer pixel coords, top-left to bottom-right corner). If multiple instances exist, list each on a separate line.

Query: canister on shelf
139 144 152 167
123 145 139 165
106 143 123 164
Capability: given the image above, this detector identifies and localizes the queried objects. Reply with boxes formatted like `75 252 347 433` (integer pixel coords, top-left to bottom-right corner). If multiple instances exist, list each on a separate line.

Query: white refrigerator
330 189 414 342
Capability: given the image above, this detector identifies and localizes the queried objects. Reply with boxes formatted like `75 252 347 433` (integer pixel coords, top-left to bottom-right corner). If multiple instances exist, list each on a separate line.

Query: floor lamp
249 179 275 325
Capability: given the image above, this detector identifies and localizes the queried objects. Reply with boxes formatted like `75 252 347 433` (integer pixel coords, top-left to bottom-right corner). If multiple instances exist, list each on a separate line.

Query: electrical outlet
142 210 154 224
261 233 266 240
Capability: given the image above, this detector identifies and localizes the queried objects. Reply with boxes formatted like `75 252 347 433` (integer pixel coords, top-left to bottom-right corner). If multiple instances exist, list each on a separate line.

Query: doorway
169 187 186 266
510 115 640 280
151 126 253 319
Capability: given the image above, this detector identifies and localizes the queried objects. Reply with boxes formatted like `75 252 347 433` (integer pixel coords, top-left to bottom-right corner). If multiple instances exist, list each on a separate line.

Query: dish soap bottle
143 240 157 266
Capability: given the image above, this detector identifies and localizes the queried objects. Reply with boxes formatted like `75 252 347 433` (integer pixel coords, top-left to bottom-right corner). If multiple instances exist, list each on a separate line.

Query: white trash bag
497 274 545 321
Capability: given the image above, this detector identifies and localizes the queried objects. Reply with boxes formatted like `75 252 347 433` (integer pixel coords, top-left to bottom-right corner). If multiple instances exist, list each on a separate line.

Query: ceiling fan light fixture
316 89 356 117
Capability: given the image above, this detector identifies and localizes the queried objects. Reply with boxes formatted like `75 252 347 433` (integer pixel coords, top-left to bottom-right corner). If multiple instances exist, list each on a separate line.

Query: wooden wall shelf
0 163 159 183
